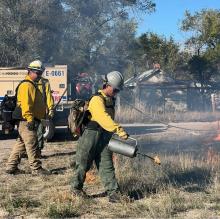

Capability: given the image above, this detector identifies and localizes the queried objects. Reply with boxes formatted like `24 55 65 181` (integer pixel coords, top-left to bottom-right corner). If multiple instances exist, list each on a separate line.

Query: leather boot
31 167 50 176
36 149 42 159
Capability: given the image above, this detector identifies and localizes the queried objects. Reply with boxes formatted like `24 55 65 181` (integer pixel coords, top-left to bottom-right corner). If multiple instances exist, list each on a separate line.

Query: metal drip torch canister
108 137 138 158
108 136 161 165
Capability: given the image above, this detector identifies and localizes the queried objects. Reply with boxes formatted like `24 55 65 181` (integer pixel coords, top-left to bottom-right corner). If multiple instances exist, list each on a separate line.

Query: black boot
5 167 24 175
32 167 50 176
36 149 42 159
108 191 122 203
71 188 89 198
20 152 28 159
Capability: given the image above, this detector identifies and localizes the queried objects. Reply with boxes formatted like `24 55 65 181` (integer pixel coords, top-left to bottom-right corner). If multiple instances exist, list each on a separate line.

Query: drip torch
108 136 161 165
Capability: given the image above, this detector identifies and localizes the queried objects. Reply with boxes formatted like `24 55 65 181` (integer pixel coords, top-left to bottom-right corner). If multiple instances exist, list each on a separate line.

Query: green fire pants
71 128 119 195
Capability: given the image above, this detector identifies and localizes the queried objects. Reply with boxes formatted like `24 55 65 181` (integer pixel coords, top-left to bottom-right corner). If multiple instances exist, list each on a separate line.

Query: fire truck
0 65 72 140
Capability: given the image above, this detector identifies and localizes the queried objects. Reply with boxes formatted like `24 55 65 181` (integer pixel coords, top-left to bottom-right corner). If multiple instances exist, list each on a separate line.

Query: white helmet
27 60 45 72
104 71 124 90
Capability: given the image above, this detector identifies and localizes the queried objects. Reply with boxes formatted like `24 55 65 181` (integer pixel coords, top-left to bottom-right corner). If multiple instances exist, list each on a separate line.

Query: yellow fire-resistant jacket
37 77 54 112
17 75 47 122
88 90 126 137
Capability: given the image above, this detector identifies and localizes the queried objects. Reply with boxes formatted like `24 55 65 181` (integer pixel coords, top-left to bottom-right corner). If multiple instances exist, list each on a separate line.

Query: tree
129 33 181 78
181 9 220 55
188 55 217 87
0 0 156 79
180 9 220 84
60 0 156 75
0 0 63 66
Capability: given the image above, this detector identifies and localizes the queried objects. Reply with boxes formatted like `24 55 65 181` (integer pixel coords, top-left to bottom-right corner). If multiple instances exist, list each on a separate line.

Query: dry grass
116 152 220 218
116 104 220 123
1 104 220 218
1 139 220 218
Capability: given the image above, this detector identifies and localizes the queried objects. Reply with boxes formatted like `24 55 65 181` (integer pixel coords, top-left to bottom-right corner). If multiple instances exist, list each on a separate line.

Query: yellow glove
117 127 129 140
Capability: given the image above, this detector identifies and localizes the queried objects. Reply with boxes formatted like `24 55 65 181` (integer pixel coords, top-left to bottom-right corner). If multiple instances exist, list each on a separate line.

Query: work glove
27 121 35 131
48 109 54 119
117 127 129 140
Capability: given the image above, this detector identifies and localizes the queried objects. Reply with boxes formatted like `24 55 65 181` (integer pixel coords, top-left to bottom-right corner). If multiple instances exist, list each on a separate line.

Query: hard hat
27 60 45 73
104 71 124 90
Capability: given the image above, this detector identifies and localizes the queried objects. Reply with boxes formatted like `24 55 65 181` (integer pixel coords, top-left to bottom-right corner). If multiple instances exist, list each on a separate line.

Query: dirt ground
0 121 218 162
0 121 220 218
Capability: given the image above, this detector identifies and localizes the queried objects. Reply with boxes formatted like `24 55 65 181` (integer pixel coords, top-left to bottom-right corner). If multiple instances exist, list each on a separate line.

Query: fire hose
108 136 161 165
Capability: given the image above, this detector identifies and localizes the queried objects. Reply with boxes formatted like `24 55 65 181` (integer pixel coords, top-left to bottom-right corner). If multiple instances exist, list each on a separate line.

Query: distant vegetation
116 104 220 123
0 1 219 85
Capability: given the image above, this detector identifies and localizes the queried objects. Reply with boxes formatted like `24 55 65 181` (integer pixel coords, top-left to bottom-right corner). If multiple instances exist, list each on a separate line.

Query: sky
134 0 219 43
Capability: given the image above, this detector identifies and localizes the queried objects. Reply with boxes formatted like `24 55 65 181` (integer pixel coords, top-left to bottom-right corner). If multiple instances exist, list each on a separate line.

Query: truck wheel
43 120 55 141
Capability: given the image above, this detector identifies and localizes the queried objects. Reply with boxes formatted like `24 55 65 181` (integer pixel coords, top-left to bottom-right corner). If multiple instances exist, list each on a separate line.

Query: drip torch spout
108 136 161 165
137 152 161 165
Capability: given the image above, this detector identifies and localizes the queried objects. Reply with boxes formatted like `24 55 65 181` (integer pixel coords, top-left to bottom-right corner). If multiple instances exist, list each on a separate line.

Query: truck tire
43 120 55 141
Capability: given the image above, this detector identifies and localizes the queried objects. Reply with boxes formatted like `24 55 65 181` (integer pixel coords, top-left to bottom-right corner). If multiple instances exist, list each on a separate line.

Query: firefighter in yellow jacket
6 60 50 175
71 71 129 203
36 77 54 157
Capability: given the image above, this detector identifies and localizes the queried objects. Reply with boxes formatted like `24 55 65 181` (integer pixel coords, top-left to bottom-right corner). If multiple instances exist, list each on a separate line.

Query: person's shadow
41 151 76 159
120 166 212 201
48 127 76 142
0 130 18 140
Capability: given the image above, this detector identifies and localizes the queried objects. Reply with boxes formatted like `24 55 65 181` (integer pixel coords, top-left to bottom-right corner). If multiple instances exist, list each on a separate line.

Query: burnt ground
121 122 219 162
125 122 220 157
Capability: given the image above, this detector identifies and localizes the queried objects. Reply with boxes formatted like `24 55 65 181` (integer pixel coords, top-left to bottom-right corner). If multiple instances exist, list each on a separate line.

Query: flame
213 121 220 141
85 168 97 184
214 132 220 141
154 156 161 165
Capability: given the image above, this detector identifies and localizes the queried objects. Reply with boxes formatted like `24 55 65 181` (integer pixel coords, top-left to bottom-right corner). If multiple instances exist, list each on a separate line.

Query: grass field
1 107 220 218
1 135 220 218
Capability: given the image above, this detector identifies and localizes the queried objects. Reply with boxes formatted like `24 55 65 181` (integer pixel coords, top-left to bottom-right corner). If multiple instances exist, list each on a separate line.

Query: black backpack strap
93 91 115 108
15 80 37 98
85 92 106 130
41 78 47 104
89 91 105 102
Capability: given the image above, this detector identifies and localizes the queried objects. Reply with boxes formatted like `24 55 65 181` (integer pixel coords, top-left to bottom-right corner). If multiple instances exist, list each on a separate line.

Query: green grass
1 195 40 214
45 203 80 218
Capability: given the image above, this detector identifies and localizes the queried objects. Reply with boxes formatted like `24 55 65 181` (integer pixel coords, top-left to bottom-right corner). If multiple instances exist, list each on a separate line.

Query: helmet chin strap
102 75 108 88
34 76 41 82
104 74 108 83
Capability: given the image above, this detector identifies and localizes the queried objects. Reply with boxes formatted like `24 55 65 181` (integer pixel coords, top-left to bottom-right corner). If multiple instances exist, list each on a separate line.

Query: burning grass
1 139 220 218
